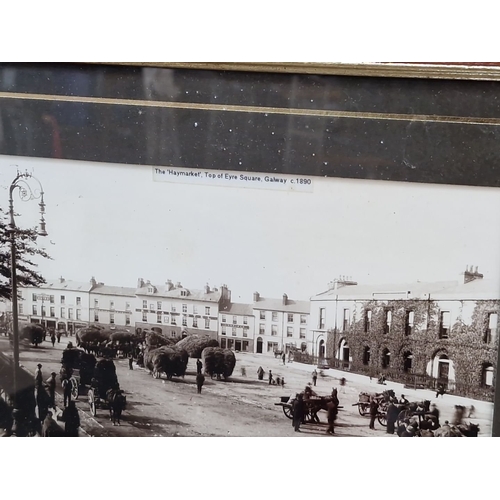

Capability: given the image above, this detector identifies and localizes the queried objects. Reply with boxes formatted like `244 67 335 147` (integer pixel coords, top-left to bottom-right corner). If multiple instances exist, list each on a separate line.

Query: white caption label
152 166 313 192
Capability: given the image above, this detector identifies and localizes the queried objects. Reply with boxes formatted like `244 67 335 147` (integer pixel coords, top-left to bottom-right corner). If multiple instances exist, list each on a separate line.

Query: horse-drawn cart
276 395 342 423
352 391 394 426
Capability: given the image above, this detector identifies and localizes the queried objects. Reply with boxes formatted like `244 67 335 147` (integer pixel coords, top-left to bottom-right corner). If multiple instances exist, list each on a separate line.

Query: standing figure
196 373 205 394
46 372 57 409
50 330 56 347
312 369 318 387
62 401 80 437
268 370 273 385
292 393 305 432
56 330 62 343
35 364 43 389
282 352 286 365
386 401 399 435
196 358 203 375
369 399 379 430
281 377 285 388
436 383 446 398
257 366 264 380
399 394 409 405
326 400 338 435
128 354 134 370
62 377 73 407
339 377 346 393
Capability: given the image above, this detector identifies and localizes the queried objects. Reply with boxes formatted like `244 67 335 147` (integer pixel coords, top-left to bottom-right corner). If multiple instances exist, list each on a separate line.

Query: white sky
1 155 500 303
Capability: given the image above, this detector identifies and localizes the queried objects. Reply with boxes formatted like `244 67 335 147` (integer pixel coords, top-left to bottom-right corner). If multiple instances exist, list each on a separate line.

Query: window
42 306 47 317
300 315 307 324
242 341 249 351
50 307 55 317
171 331 176 338
205 306 210 315
171 317 177 325
232 327 237 336
33 293 37 302
157 312 162 324
260 311 266 320
233 316 237 324
259 324 265 335
482 364 494 387
300 328 306 339
272 311 278 322
384 310 392 334
76 297 81 306
181 290 188 297
49 295 54 303
222 315 226 323
126 302 131 311
439 311 450 339
182 315 187 326
221 326 226 335
243 330 248 338
150 303 155 312
148 286 154 293
193 305 198 314
60 295 65 304
182 304 187 313
287 313 294 323
193 317 197 327
343 308 350 331
110 313 115 324
95 312 99 322
76 309 81 320
287 326 293 337
243 316 248 325
143 300 147 309
164 315 170 324
319 308 326 329
19 304 23 314
484 313 498 344
364 310 372 333
142 311 147 322
19 291 22 299
32 305 37 315
94 299 98 307
171 304 176 312
271 325 278 336
110 300 115 310
61 308 65 318
125 315 131 326
68 308 73 320
405 311 414 336
220 338 227 348
205 318 210 329
267 342 278 352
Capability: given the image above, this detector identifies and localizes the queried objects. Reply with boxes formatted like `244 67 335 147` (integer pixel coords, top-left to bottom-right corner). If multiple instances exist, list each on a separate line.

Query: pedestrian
196 358 203 375
128 354 134 370
281 377 285 388
282 352 286 365
339 377 346 393
196 373 205 394
331 387 339 406
292 393 305 432
62 377 73 407
50 330 56 347
399 394 409 405
35 364 43 389
436 383 446 398
62 401 80 437
56 330 62 343
46 372 57 409
386 401 399 435
312 369 318 387
326 400 338 435
268 370 273 385
257 366 264 380
369 398 379 430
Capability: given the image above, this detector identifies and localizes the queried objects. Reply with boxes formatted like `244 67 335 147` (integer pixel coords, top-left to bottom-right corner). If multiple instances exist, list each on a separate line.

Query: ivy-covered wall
325 298 499 400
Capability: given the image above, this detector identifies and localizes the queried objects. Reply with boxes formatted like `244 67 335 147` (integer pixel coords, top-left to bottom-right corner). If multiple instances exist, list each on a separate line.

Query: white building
218 302 254 352
252 292 309 355
89 283 136 330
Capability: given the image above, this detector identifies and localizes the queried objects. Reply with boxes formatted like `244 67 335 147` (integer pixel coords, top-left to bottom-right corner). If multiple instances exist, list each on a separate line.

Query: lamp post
8 171 47 431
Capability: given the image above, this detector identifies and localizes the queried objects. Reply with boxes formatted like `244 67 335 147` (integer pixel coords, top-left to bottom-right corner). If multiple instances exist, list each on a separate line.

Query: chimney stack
166 279 173 291
253 291 260 302
176 281 182 289
59 276 65 284
463 265 484 284
204 283 210 294
282 293 288 305
137 278 144 288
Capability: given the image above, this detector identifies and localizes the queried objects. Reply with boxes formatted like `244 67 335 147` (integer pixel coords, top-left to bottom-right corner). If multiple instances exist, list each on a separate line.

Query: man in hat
62 401 80 437
292 393 305 432
35 364 43 390
128 354 134 370
268 370 273 385
196 372 205 394
196 358 203 375
311 369 318 387
62 376 73 407
369 398 379 430
46 372 57 409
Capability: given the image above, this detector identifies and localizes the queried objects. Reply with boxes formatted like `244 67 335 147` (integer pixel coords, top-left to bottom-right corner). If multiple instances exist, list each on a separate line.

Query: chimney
333 275 358 289
176 281 182 289
137 278 144 288
253 291 260 302
463 265 484 284
166 279 173 291
89 277 96 287
59 276 65 284
204 283 210 294
282 293 288 305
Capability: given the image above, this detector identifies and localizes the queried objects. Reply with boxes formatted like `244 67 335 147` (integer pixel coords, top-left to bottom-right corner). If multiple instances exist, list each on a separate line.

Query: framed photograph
0 63 499 440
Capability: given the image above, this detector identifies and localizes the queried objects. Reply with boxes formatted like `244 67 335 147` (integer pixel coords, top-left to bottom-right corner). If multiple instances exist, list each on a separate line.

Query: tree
0 207 50 300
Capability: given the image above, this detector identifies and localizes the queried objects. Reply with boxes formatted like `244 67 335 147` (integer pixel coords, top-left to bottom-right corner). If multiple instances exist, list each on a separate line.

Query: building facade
134 279 231 341
310 269 499 400
89 283 136 330
252 292 309 355
218 302 254 352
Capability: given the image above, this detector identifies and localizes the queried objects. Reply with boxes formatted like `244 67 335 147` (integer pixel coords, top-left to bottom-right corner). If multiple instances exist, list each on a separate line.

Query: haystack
144 346 189 379
201 347 236 379
77 326 110 345
145 331 176 348
175 334 219 358
109 331 135 343
94 358 118 393
20 324 44 346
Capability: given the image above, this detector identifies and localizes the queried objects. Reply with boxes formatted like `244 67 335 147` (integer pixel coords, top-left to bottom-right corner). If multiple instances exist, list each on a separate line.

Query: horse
106 388 127 426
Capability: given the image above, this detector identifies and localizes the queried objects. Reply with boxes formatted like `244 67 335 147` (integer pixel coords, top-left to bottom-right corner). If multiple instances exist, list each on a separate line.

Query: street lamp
8 170 47 432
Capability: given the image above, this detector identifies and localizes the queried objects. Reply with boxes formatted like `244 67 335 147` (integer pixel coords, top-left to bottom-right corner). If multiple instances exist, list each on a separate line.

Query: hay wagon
86 359 121 417
352 391 391 426
275 395 342 423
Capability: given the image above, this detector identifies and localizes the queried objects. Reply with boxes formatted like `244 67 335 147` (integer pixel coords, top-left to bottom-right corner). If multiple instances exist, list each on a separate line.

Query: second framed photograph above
0 63 499 438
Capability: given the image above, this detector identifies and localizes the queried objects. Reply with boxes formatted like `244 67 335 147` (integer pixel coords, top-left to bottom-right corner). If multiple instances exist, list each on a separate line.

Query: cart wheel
358 404 367 416
397 409 411 426
283 405 293 419
88 389 96 416
377 413 388 426
71 378 79 401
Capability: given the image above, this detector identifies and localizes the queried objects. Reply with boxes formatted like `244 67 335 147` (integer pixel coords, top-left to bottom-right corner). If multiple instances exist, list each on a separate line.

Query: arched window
363 346 371 365
403 351 413 372
381 348 391 369
482 364 494 387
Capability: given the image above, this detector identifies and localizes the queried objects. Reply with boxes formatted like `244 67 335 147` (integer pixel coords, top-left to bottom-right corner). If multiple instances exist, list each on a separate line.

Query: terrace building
218 302 254 352
252 292 310 355
89 282 136 330
310 268 499 401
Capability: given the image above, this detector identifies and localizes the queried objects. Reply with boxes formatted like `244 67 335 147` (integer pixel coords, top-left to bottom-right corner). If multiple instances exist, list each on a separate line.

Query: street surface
0 335 494 437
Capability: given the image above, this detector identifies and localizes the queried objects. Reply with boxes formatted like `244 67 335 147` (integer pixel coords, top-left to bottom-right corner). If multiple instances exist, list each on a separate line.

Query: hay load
109 330 135 343
145 331 177 348
201 347 236 380
175 334 219 358
144 346 189 379
20 324 44 346
76 326 110 346
60 348 96 385
94 358 118 393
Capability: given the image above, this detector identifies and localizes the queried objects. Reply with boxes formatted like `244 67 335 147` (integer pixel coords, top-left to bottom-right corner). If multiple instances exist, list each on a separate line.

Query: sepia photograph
0 156 497 438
